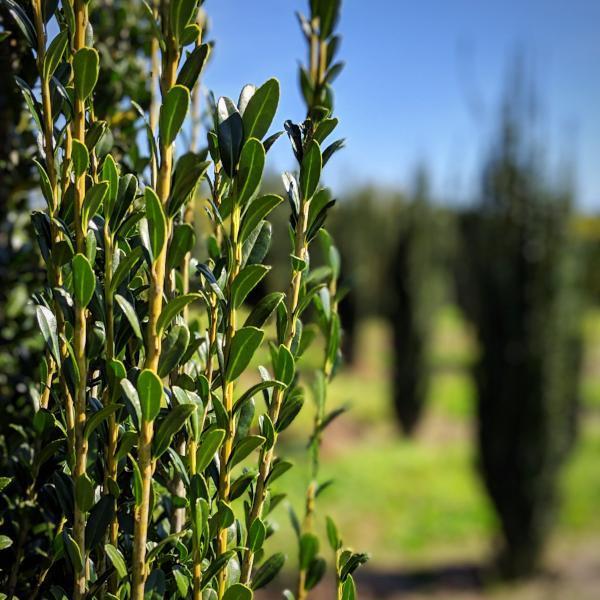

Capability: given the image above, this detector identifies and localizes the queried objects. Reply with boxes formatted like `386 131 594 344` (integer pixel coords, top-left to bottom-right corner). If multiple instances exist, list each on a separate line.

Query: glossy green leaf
105 544 127 579
244 292 285 328
43 29 69 81
177 43 211 90
73 47 99 101
3 0 36 47
251 552 285 590
145 187 167 262
115 294 143 340
109 246 143 294
101 155 119 216
72 253 95 308
137 369 163 422
225 327 264 382
153 404 196 458
271 344 295 387
158 324 190 377
232 264 270 309
217 96 244 177
170 0 196 41
236 138 265 206
299 139 322 200
240 194 283 242
242 78 280 140
63 531 84 572
36 305 60 365
229 435 265 469
86 496 115 550
75 474 94 512
247 518 266 553
84 403 122 440
72 139 89 177
167 223 196 270
157 293 201 334
341 576 356 600
195 428 225 473
159 85 190 146
82 181 108 224
222 584 253 600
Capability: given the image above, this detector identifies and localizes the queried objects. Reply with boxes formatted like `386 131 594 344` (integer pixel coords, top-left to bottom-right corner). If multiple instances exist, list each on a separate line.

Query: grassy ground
253 306 600 597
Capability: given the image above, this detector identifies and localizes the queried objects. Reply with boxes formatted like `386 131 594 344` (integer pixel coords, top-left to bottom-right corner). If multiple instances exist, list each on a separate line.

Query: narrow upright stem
240 200 310 583
217 204 242 598
131 10 180 598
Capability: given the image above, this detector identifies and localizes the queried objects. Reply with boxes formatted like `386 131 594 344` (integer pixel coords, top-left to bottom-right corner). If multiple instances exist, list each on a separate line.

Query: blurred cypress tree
457 66 583 578
388 168 443 434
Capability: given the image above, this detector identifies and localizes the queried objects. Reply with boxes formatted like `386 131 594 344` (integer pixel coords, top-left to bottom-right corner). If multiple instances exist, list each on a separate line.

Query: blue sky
203 1 600 208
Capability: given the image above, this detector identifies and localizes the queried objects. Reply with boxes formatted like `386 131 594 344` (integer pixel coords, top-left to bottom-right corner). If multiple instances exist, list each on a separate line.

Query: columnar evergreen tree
0 0 367 598
457 70 582 578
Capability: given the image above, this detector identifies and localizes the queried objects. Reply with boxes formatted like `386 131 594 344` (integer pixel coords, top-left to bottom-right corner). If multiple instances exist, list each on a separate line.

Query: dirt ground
258 536 600 599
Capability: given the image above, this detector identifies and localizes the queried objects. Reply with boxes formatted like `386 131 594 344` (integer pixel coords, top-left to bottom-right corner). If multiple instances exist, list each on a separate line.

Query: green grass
256 307 600 570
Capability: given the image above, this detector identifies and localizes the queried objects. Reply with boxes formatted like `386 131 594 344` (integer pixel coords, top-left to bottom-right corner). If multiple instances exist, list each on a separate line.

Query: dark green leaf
167 223 196 270
177 43 211 90
75 474 94 512
73 47 99 101
251 552 285 590
159 85 190 146
82 181 108 225
72 253 95 308
225 327 264 382
115 294 143 340
157 293 201 334
137 369 163 422
242 78 280 140
299 533 319 570
36 305 60 365
232 265 270 309
43 30 69 81
240 194 283 242
105 544 127 579
222 583 253 600
86 496 115 550
153 404 196 458
299 140 322 200
217 96 244 177
145 187 167 262
244 292 285 328
195 428 225 473
72 139 89 177
236 138 265 206
84 403 122 440
229 435 265 469
158 324 190 377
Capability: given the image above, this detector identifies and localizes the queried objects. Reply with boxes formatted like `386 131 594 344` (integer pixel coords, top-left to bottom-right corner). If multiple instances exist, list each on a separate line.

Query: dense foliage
0 0 367 598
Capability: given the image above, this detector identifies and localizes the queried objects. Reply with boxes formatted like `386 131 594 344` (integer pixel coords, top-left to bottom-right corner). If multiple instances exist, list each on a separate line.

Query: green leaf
0 477 12 492
234 380 285 414
299 533 319 570
195 428 225 473
305 557 326 590
236 138 265 206
229 435 265 469
0 535 12 551
33 159 53 208
72 253 95 308
157 293 201 334
75 474 94 512
170 0 197 41
242 78 280 140
222 584 253 600
137 369 163 422
326 516 340 550
145 187 167 262
36 305 60 365
244 292 285 328
63 531 84 572
169 153 210 216
299 140 322 200
159 85 190 146
271 344 294 387
82 181 108 224
153 404 196 458
2 0 36 47
72 139 89 178
115 294 143 340
102 155 119 217
217 96 244 177
86 496 115 550
232 265 270 309
247 518 266 553
341 576 356 600
240 194 283 242
130 456 143 506
225 327 264 382
167 223 196 270
251 552 285 590
177 43 211 90
84 403 123 439
43 29 69 81
105 544 127 579
109 246 143 294
158 324 190 377
73 47 99 101
313 117 339 144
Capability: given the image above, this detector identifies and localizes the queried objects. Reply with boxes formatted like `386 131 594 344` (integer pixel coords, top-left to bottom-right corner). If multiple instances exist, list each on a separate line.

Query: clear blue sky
203 1 600 208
